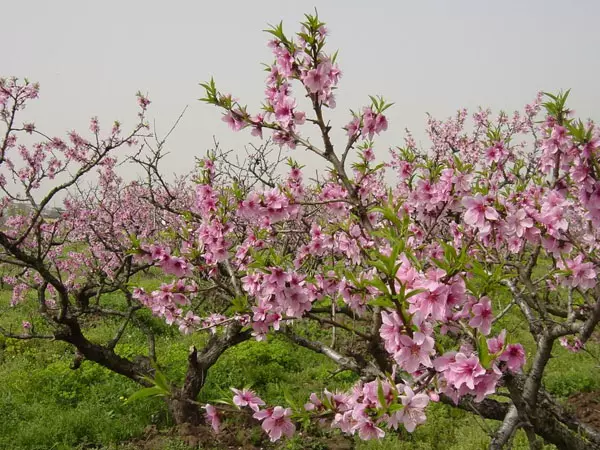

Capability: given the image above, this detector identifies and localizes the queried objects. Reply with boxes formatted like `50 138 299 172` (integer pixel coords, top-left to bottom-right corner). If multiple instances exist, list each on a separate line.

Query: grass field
1 278 598 450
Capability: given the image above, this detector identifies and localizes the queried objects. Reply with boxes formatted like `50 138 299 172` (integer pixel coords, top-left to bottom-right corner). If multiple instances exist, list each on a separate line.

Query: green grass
1 280 598 450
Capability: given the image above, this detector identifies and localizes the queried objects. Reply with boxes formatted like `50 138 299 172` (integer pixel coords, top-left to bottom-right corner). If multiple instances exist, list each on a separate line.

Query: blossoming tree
0 77 196 392
177 12 596 449
2 10 600 450
0 76 276 426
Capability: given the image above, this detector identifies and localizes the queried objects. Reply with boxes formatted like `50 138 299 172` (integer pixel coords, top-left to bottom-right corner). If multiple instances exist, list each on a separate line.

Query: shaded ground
124 423 354 450
126 424 263 450
568 390 600 430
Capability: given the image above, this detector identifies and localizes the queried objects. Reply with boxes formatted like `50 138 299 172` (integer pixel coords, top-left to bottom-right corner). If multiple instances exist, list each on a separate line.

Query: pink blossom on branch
469 297 493 336
231 388 266 412
204 404 221 433
254 406 296 442
397 386 429 432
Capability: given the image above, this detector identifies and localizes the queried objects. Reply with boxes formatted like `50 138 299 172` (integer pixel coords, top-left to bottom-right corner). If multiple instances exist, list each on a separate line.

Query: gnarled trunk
55 315 153 385
168 325 251 425
444 382 600 450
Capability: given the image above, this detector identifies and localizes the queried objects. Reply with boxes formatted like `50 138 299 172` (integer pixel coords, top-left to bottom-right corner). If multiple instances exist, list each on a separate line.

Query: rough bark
169 324 251 425
280 328 385 380
487 376 599 450
54 315 153 385
444 388 599 450
296 329 600 450
440 394 510 421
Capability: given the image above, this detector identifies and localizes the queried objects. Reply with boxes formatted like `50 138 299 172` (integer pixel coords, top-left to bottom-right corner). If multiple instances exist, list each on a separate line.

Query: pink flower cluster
557 255 597 290
462 194 499 234
373 258 526 406
254 406 296 442
295 223 366 268
136 245 193 277
346 107 389 140
242 268 316 339
208 17 346 149
196 219 232 265
237 188 300 226
559 336 584 352
305 381 429 439
133 280 198 329
232 388 266 412
433 333 525 404
206 389 294 442
301 59 341 107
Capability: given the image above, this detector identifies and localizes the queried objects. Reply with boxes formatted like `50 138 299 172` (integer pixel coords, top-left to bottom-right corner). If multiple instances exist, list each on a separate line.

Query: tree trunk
445 387 600 450
168 325 251 425
56 316 153 385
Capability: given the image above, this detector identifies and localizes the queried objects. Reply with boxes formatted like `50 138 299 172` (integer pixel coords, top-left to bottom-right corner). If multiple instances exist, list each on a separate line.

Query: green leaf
283 387 299 411
128 233 140 248
125 386 167 404
478 334 492 369
404 288 426 300
388 403 403 413
377 379 387 411
370 258 389 275
389 241 404 269
365 277 388 294
230 295 249 313
370 295 395 308
321 393 333 411
431 258 449 271
153 369 170 393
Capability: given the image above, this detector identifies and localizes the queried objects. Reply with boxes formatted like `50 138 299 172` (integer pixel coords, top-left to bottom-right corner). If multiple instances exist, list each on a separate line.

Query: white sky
3 0 600 192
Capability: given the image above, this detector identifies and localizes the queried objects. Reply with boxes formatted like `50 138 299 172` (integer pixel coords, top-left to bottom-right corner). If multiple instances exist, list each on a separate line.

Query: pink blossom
273 95 297 125
150 245 170 261
222 111 244 131
255 406 295 442
487 330 506 354
409 281 448 322
345 117 361 136
136 92 151 110
504 209 534 238
394 332 435 373
397 386 429 432
557 255 596 290
485 142 506 163
204 404 220 433
559 336 583 352
177 311 200 335
303 61 332 94
352 419 385 440
304 392 323 411
293 111 306 125
375 114 388 134
251 114 264 138
499 344 526 372
447 353 486 390
160 256 192 277
472 368 502 402
363 147 375 162
462 194 499 231
469 297 493 335
11 283 28 306
360 107 388 140
379 311 403 353
232 388 265 412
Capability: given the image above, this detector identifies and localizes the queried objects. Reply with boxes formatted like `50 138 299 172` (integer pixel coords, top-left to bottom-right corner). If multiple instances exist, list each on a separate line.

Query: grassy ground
1 281 598 449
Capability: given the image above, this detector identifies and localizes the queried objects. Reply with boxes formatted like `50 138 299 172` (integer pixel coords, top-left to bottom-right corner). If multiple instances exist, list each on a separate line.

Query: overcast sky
3 0 600 187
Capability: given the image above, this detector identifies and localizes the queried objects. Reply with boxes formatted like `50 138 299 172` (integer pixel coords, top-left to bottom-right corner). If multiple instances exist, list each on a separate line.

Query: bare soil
568 390 600 430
